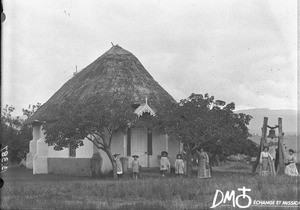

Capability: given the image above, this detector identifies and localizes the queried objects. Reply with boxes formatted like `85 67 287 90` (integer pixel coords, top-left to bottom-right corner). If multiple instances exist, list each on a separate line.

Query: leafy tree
44 93 137 178
162 93 254 176
22 103 41 118
2 106 18 159
1 104 40 163
1 105 22 130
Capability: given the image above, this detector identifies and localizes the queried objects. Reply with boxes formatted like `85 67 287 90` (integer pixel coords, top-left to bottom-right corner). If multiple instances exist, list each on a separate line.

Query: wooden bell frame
252 117 285 174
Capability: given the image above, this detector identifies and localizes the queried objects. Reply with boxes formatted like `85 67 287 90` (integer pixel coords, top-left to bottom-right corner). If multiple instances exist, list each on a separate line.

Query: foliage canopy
162 93 257 174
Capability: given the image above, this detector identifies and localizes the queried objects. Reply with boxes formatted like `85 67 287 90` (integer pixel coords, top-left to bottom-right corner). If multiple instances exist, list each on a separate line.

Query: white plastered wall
124 127 181 168
26 125 40 169
29 124 179 175
76 137 94 158
167 134 180 167
75 134 125 174
33 124 48 174
47 145 69 158
148 127 167 167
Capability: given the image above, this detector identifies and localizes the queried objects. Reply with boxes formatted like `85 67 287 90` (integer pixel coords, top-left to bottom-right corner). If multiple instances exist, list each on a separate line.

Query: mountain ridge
235 108 298 135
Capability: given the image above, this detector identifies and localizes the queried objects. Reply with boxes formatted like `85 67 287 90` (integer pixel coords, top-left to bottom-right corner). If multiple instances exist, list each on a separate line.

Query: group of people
259 146 299 177
159 151 187 178
112 148 211 179
114 146 299 179
112 153 140 179
158 149 211 179
113 146 298 179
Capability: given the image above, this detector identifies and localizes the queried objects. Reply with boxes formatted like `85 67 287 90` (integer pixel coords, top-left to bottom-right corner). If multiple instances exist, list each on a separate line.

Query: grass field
1 162 299 210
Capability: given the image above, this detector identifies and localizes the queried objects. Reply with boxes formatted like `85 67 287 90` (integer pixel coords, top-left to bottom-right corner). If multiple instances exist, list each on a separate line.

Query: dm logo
211 187 252 209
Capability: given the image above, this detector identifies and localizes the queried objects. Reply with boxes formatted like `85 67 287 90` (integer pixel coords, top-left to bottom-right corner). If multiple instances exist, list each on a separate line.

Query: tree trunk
112 160 118 179
186 152 192 177
105 149 118 179
215 154 220 167
100 132 118 179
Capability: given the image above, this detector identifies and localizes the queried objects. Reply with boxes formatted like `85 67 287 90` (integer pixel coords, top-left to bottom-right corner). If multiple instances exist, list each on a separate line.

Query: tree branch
95 130 109 148
191 141 200 151
108 134 113 148
86 137 105 150
199 137 219 146
90 133 105 148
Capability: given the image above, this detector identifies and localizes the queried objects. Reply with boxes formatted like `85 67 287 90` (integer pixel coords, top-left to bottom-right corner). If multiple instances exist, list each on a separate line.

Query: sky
2 0 298 116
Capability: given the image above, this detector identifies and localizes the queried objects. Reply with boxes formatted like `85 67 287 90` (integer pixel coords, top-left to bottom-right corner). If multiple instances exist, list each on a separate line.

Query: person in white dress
113 153 123 178
285 149 299 177
174 154 185 177
160 151 170 177
259 147 274 176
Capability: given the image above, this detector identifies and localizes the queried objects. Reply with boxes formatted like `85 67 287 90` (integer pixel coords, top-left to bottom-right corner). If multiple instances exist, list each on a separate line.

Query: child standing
160 151 170 177
174 154 184 177
132 155 140 179
113 153 123 178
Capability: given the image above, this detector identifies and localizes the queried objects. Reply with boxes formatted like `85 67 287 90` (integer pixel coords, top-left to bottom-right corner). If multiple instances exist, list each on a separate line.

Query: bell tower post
276 118 285 175
252 117 268 173
252 117 285 174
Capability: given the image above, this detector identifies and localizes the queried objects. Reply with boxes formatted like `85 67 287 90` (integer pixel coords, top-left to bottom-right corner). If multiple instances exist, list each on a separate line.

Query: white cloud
2 0 297 116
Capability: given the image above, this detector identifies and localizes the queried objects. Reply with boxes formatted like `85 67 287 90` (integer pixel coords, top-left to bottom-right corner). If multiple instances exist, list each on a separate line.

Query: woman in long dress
259 147 274 176
197 148 211 179
267 142 276 175
285 149 299 176
113 153 123 178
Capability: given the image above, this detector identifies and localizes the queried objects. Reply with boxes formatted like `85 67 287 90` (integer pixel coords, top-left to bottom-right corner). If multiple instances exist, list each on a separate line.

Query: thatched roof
26 45 176 124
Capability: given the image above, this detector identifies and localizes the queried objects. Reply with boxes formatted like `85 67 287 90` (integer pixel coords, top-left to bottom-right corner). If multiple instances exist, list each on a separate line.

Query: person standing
268 142 276 175
285 149 299 176
132 155 140 179
174 154 185 177
113 153 123 178
259 147 273 177
197 148 211 179
160 151 170 177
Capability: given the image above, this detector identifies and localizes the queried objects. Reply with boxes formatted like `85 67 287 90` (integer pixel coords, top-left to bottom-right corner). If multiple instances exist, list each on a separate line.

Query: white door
131 128 148 167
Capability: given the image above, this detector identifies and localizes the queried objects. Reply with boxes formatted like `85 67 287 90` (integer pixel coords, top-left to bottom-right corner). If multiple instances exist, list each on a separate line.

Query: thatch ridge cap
104 45 132 55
